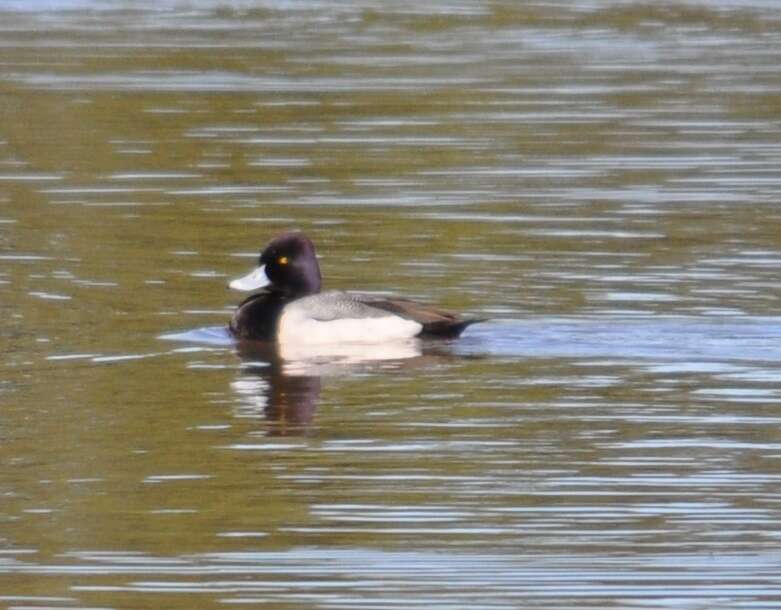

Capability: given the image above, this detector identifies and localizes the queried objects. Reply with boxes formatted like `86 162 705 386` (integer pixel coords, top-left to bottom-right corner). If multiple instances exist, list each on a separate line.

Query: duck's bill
229 265 270 291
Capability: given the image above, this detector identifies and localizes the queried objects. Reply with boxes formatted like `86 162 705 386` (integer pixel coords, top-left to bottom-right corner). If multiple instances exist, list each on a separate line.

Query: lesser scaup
228 232 483 344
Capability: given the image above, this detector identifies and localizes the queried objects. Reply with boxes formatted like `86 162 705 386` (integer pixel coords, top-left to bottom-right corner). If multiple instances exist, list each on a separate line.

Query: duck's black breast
229 291 289 341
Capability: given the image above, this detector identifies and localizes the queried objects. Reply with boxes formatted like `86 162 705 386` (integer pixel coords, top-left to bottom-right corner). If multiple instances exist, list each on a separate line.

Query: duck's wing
354 294 484 338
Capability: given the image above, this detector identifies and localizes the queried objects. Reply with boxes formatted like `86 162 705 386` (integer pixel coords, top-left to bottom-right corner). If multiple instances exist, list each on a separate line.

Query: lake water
3 1 781 608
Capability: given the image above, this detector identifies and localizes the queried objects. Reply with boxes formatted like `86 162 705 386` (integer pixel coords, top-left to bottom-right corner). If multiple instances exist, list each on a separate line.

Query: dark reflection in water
221 332 482 434
233 341 322 432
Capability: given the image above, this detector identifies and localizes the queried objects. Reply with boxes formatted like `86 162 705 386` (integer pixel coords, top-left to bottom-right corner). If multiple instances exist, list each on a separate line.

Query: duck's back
356 295 482 338
279 290 481 343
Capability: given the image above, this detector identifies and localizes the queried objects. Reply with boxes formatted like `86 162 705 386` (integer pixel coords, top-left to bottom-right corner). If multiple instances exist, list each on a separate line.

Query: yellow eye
278 256 289 265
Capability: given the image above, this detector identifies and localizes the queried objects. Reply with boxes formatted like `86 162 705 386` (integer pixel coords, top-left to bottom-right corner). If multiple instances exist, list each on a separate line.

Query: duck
228 232 483 344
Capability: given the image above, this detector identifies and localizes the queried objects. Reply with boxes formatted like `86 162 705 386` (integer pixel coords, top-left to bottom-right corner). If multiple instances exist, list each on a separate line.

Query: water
3 1 781 608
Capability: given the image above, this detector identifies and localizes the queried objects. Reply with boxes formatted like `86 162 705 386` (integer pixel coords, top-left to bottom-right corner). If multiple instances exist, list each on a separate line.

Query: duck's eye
278 256 289 265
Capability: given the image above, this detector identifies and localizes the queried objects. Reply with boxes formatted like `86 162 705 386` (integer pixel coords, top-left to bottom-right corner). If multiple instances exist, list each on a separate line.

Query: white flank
277 307 422 346
279 339 422 371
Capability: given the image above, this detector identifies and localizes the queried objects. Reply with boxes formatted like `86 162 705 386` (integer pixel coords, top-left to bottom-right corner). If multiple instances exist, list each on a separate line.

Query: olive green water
3 1 781 608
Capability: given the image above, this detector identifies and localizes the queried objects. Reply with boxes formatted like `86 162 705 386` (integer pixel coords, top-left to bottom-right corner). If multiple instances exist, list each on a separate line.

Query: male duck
228 232 482 345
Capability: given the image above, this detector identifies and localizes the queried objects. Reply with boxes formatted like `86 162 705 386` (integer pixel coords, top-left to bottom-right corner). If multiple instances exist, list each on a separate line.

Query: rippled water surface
3 1 781 608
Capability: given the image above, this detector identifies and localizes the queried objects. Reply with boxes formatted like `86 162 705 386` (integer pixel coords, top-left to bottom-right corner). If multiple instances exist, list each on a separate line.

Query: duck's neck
287 262 321 299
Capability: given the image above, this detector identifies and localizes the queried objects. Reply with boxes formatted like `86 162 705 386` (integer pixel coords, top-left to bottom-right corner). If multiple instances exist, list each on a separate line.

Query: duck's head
229 232 322 297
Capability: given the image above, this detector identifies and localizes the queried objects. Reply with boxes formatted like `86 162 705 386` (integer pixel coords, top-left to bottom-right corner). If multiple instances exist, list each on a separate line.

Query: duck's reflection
231 339 424 434
230 363 321 429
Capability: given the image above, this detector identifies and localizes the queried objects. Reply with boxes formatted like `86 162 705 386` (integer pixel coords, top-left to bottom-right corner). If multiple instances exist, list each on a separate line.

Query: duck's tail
419 317 486 339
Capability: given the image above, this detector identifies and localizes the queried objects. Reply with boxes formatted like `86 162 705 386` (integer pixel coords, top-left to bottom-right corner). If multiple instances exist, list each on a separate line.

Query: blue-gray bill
229 265 270 291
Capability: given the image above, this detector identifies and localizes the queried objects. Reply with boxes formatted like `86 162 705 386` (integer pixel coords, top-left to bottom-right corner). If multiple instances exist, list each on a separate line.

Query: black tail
419 318 486 339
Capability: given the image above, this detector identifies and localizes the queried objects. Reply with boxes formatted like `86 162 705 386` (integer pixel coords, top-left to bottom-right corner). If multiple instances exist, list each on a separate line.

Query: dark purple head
229 232 322 298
